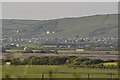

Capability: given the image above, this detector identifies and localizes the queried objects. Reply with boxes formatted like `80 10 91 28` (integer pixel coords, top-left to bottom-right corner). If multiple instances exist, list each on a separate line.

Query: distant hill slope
2 14 118 38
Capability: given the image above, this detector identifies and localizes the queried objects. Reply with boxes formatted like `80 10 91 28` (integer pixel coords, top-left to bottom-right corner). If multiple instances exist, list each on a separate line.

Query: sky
2 2 118 20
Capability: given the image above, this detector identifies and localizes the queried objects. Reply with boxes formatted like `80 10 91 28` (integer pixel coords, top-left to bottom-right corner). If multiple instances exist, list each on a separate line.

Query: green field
103 62 118 66
2 65 118 78
5 50 118 54
58 50 118 54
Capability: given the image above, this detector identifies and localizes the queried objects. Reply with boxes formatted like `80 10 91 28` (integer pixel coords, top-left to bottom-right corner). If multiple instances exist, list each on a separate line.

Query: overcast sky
2 2 118 20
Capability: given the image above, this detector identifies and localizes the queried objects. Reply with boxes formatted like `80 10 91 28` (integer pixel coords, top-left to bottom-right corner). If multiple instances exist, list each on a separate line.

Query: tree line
2 56 118 69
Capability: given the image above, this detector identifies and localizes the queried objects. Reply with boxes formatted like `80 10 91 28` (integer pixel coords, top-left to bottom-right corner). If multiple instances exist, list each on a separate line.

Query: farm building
76 48 84 51
5 60 11 65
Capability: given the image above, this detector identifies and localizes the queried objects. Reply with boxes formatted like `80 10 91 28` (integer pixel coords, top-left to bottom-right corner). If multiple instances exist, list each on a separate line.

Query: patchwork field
2 65 118 78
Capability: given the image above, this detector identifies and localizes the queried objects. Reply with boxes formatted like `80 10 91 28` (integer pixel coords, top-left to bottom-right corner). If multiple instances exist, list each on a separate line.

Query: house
76 48 84 51
5 60 11 65
6 62 11 65
5 43 20 50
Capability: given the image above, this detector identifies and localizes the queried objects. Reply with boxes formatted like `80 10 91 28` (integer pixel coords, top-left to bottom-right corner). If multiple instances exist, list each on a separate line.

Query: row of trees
2 56 118 69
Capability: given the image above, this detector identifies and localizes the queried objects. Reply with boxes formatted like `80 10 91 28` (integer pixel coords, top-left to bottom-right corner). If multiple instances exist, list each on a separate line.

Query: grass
58 50 118 54
6 50 24 53
2 65 118 78
103 62 118 66
5 50 118 54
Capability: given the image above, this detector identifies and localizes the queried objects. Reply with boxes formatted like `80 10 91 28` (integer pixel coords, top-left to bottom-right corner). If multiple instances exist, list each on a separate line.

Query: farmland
2 65 118 78
1 13 119 80
5 50 118 54
103 62 118 66
2 52 118 61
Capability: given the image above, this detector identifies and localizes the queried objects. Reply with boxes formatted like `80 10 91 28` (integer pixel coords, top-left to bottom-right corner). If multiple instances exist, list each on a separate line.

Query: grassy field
103 62 118 66
5 50 118 54
2 65 118 78
58 50 118 54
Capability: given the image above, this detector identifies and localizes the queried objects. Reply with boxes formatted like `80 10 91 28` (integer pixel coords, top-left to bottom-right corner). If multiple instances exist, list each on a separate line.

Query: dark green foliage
83 59 104 65
48 56 67 65
2 56 118 69
11 58 27 65
29 56 49 65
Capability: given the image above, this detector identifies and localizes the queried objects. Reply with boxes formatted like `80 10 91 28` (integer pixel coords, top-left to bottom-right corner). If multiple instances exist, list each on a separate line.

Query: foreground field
2 65 118 78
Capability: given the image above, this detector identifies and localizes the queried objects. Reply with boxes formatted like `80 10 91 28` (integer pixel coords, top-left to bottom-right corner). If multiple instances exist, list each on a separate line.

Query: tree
49 56 67 65
28 56 39 65
83 59 104 65
28 56 49 65
11 58 26 65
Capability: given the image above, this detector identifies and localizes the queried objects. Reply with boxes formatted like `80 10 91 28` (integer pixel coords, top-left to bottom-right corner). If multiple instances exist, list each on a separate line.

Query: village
1 36 118 51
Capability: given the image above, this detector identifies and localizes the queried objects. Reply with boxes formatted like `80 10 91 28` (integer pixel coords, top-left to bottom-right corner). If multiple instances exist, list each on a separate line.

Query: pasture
2 65 118 78
103 62 118 66
5 50 118 54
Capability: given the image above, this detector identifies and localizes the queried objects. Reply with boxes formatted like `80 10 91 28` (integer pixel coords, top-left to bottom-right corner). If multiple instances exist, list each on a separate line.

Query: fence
40 72 118 80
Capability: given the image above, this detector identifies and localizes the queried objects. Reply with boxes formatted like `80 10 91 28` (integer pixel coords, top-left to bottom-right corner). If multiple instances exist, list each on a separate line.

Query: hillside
2 14 118 38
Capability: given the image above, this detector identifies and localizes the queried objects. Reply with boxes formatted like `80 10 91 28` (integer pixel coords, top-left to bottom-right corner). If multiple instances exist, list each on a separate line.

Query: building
5 60 11 65
76 48 84 51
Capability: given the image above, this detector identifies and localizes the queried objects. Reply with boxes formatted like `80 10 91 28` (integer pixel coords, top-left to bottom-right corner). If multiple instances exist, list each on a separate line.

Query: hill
2 14 118 38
